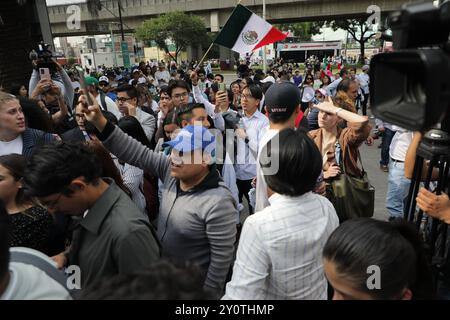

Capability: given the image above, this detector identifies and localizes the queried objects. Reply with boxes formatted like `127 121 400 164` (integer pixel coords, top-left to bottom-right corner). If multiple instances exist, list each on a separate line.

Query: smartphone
75 65 94 106
39 68 51 81
218 83 227 92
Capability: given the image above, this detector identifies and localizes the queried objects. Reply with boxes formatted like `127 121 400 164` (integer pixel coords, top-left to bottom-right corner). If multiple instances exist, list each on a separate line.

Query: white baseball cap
98 76 109 84
260 76 275 84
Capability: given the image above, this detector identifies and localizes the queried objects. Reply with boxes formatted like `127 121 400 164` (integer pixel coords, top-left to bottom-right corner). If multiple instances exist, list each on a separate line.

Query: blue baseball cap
163 125 216 156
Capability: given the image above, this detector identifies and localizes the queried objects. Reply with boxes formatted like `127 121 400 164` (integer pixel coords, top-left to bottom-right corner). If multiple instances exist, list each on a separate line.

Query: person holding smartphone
28 58 74 111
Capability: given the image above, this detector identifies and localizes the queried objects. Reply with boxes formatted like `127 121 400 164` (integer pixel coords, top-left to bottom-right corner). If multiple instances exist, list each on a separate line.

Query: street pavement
221 72 389 221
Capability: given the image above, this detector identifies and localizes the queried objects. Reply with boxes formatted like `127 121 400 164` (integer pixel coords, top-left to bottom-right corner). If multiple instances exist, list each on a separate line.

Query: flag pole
197 42 215 70
197 0 245 70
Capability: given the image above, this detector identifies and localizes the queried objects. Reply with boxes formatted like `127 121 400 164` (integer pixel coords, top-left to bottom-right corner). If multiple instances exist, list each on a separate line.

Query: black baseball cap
264 81 301 115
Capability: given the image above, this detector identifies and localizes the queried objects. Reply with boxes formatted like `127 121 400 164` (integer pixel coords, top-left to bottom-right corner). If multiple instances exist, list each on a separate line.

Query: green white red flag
214 4 287 55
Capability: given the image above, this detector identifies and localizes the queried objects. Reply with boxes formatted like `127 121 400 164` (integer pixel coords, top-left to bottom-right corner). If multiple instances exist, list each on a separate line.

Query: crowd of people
0 54 449 301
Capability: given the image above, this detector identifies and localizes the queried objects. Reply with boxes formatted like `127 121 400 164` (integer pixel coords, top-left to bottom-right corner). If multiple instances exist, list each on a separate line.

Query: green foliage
276 22 321 41
135 12 208 62
315 17 377 64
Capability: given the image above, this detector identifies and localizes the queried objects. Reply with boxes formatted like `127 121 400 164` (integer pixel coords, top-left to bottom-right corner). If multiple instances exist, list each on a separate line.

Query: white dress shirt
357 73 370 94
326 78 343 97
118 163 147 215
234 110 269 181
223 192 339 300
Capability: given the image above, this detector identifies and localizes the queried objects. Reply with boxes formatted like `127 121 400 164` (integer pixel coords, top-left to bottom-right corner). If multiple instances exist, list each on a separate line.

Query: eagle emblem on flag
242 31 259 45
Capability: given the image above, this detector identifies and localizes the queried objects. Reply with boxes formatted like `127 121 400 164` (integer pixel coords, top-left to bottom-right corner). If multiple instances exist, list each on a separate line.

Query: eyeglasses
75 113 85 119
241 93 253 100
38 193 63 210
172 92 189 100
116 97 133 103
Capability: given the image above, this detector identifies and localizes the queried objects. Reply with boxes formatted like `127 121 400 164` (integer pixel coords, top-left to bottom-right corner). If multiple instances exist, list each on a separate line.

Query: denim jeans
380 128 396 166
386 161 411 218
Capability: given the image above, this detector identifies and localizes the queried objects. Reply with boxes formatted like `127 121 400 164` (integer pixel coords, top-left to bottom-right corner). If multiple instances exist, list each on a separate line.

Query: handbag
330 141 375 222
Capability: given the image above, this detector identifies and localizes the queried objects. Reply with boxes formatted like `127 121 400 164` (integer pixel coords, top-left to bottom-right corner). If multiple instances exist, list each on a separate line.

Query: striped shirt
234 110 269 180
118 163 147 215
223 192 339 300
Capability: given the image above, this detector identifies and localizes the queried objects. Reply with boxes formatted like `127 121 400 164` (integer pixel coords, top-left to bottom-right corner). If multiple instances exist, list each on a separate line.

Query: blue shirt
107 92 117 102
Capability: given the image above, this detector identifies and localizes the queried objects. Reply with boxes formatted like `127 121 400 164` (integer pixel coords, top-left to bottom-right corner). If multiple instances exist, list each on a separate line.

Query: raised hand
190 71 199 86
79 93 107 131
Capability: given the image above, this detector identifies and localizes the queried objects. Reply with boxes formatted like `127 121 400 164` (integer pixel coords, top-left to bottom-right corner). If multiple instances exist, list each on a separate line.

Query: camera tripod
404 128 450 293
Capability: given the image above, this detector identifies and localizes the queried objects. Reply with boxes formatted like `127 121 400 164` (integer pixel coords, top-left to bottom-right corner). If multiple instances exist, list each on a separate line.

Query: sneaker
380 164 389 172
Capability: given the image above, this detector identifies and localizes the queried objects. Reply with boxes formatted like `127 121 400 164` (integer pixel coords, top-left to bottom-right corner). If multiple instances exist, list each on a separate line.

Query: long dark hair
0 154 28 205
323 218 434 300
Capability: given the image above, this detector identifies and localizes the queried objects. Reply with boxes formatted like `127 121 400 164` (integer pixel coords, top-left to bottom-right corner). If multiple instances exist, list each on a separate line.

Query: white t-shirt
0 135 23 156
389 127 413 162
154 70 170 86
0 248 71 300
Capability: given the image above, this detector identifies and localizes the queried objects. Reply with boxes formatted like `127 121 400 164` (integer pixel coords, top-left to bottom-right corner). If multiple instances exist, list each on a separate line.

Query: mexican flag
214 4 287 55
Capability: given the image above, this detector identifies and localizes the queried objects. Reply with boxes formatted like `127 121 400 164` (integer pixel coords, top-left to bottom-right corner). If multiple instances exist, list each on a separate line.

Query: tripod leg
405 156 424 222
416 158 437 230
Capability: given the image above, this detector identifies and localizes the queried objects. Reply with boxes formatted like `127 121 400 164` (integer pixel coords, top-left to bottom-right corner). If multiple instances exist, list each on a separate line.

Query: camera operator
405 132 450 223
28 58 74 112
29 79 69 126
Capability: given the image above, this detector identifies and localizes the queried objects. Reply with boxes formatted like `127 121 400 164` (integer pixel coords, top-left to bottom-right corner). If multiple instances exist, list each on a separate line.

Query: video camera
370 1 450 132
29 41 57 74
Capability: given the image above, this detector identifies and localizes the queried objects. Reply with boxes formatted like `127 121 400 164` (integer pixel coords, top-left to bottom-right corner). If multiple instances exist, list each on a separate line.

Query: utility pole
117 0 130 67
118 0 125 41
262 0 267 74
109 23 118 67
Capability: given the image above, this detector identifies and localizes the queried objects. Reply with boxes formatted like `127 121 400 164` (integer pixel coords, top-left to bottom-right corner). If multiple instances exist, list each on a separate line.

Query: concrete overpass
48 0 426 37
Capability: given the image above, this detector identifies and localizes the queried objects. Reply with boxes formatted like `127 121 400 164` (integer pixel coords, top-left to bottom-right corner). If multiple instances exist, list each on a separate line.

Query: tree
276 22 321 41
315 17 377 64
135 12 208 63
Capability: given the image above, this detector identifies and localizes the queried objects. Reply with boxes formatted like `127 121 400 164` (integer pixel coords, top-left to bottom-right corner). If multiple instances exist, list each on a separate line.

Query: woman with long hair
0 154 59 255
308 96 370 205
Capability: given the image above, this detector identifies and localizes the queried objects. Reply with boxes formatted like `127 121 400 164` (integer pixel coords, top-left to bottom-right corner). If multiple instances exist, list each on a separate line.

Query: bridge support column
219 46 235 71
186 45 202 61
